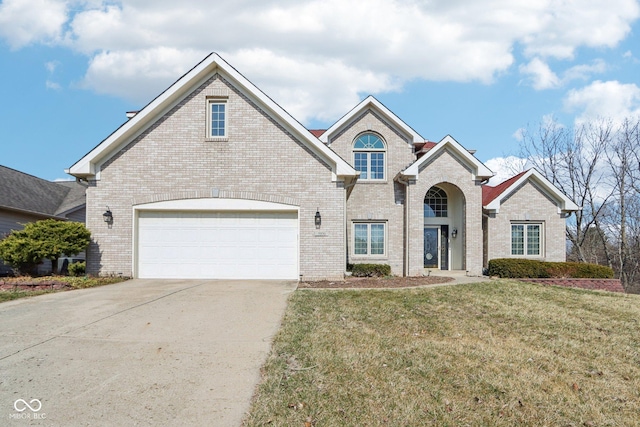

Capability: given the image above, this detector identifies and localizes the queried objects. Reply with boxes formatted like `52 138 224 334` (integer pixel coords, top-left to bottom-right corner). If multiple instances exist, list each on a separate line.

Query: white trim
320 96 424 145
68 53 357 181
351 221 387 258
510 222 544 258
206 98 227 138
484 169 580 214
402 135 494 180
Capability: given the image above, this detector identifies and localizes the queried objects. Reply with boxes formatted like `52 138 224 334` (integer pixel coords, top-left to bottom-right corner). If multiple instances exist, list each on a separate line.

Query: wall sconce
451 228 458 238
315 208 321 229
103 207 113 223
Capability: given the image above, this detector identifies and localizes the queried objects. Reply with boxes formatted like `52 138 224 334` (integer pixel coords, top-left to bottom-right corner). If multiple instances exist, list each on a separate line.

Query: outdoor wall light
103 207 113 223
315 209 322 229
451 228 458 238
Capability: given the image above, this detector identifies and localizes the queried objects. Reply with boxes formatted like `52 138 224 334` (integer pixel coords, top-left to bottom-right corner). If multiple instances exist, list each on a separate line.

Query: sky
1 0 640 184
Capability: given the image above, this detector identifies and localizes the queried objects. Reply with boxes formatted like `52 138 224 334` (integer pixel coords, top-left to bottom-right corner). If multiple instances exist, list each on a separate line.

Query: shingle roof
0 165 85 218
482 170 529 206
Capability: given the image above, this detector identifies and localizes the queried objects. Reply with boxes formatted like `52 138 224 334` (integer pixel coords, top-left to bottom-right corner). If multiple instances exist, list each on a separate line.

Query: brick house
67 53 579 280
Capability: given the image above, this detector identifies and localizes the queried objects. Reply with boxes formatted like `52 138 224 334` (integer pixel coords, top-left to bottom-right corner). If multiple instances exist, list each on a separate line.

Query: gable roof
401 135 493 180
318 96 424 145
483 168 580 214
67 53 357 182
482 171 528 206
0 165 86 218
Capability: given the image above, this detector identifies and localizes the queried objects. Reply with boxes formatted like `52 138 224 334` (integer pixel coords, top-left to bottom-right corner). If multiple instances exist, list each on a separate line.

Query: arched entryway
423 183 465 270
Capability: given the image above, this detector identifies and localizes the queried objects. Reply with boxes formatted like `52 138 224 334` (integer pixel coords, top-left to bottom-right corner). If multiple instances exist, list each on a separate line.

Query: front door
424 226 449 269
424 227 439 268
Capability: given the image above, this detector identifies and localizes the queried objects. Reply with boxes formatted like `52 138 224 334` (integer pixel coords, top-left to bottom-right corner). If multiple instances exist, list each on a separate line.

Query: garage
136 206 298 279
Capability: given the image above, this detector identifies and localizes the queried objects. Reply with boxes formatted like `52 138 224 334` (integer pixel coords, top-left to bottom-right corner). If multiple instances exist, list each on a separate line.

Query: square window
353 222 386 256
511 223 542 257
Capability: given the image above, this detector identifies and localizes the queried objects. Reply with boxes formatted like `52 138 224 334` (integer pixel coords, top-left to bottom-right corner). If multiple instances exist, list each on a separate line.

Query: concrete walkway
425 269 492 286
0 279 297 426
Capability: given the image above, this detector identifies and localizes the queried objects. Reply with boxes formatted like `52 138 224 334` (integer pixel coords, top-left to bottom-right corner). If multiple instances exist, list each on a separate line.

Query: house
0 165 86 275
67 53 579 280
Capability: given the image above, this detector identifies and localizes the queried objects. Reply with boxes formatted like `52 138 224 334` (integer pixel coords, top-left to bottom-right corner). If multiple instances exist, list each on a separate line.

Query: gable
319 96 423 146
402 135 493 181
67 53 357 182
483 169 580 215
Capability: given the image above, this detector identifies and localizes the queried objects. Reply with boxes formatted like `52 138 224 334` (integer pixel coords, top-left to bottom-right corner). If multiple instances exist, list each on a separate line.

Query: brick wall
407 150 484 276
86 74 347 280
486 180 567 263
328 110 415 276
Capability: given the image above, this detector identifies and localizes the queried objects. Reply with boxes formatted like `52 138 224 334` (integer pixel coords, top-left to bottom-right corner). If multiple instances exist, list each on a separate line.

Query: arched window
424 187 448 217
353 133 385 180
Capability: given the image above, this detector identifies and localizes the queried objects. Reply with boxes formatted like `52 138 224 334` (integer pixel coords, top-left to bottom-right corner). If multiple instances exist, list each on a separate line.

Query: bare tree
519 118 613 266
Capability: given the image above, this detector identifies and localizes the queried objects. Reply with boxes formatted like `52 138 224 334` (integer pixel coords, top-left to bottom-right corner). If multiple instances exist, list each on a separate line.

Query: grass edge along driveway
244 280 640 426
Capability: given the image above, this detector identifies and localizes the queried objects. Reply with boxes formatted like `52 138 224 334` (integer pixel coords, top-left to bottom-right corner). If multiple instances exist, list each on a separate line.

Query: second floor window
353 133 385 180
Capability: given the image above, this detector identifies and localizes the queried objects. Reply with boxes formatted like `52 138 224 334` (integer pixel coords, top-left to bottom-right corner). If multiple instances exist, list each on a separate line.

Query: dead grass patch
244 280 640 426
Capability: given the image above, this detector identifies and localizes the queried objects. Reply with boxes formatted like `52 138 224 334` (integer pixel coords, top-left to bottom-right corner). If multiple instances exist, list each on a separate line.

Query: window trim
511 222 544 257
424 186 448 218
206 98 228 140
353 133 386 181
352 221 387 257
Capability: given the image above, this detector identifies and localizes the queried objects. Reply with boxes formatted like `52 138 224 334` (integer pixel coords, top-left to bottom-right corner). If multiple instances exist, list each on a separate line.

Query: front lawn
0 276 128 302
244 280 640 426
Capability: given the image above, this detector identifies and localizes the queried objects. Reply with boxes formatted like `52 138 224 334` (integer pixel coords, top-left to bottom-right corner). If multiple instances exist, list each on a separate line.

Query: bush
351 263 392 277
68 261 86 277
487 258 614 279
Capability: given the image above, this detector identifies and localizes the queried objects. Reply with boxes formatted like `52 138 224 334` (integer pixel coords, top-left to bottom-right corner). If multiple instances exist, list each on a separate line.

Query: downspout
397 174 411 276
343 175 359 276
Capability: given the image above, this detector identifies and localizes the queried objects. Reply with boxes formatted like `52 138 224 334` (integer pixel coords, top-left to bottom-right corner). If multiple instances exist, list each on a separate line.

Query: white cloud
46 80 62 90
564 80 640 124
1 0 639 123
520 58 560 89
485 156 529 186
45 60 60 73
0 0 67 49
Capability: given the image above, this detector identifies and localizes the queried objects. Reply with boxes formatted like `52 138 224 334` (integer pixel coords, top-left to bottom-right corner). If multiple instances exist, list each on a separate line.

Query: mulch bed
299 275 454 289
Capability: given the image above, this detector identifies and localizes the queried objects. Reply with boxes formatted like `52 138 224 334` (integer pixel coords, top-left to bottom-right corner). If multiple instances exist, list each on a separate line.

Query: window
353 223 385 256
353 133 385 180
511 223 542 256
207 99 227 137
424 187 448 218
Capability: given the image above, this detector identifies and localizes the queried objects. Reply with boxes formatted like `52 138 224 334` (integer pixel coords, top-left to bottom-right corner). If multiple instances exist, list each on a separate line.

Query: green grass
244 280 640 426
0 276 128 303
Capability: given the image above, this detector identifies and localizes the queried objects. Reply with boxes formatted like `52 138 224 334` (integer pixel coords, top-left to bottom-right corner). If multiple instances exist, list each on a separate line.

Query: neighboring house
67 53 579 280
0 165 87 275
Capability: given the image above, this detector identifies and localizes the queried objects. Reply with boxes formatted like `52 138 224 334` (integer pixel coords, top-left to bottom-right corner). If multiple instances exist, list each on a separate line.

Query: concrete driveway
0 279 297 426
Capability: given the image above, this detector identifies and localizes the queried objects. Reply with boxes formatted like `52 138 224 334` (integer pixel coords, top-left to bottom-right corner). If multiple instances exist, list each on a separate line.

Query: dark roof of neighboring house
0 165 86 218
482 170 529 206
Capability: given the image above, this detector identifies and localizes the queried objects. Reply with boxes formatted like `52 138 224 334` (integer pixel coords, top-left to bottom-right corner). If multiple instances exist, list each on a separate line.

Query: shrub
487 258 614 279
68 261 86 277
351 263 392 277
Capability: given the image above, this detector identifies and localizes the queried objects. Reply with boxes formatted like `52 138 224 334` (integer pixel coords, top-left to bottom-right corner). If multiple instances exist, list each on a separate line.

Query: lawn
244 280 640 426
0 276 128 302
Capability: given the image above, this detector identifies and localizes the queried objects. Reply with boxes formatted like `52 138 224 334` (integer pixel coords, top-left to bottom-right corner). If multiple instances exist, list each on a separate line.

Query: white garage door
137 211 298 279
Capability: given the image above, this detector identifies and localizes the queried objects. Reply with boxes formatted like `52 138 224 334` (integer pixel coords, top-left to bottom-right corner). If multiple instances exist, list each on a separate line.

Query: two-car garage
135 199 299 280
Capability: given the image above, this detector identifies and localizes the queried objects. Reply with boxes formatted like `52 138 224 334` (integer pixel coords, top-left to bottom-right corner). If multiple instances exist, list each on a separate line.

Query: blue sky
1 0 640 183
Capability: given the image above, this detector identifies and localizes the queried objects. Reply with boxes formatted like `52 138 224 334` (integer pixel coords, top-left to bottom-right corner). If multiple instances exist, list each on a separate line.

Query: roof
0 165 86 218
401 135 494 180
482 168 580 214
482 170 528 205
309 129 326 138
68 52 358 182
318 96 424 145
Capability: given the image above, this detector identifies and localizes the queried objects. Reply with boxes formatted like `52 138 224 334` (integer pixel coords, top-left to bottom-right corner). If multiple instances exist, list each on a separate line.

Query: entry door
424 226 449 269
424 227 439 268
